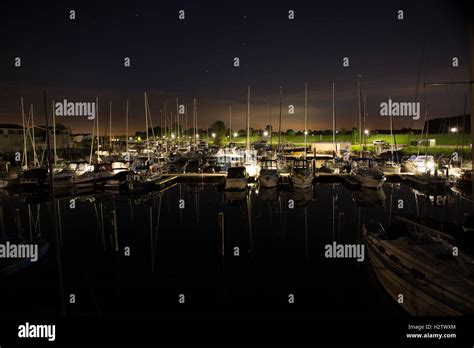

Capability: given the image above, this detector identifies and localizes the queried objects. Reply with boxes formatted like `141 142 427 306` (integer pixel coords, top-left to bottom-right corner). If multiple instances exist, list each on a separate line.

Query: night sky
0 0 471 135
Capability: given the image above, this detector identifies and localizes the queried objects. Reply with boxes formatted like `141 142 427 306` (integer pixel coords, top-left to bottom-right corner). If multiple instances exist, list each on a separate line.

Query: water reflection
0 181 472 318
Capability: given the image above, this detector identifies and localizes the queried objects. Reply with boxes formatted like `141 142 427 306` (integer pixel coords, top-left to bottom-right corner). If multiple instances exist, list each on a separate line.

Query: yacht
363 221 474 315
126 157 163 193
403 155 435 174
225 166 248 191
350 158 386 189
258 159 279 188
290 159 313 190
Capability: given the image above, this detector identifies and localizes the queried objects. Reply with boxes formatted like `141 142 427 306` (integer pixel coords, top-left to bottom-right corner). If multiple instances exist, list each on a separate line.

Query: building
0 123 73 153
311 142 351 155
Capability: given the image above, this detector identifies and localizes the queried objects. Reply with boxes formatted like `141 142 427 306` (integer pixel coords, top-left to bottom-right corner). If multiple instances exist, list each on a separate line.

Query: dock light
212 133 216 138
263 131 268 137
233 132 238 138
450 127 458 133
364 129 370 135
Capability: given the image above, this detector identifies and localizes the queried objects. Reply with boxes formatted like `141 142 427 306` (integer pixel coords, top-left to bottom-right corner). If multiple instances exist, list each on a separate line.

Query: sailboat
243 85 259 179
290 83 313 190
350 75 386 189
350 158 386 189
126 93 163 193
363 220 474 315
379 101 401 174
126 157 162 192
319 83 344 174
225 86 252 190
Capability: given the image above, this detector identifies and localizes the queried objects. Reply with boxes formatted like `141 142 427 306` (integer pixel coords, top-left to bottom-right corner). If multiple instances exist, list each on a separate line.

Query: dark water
0 182 471 321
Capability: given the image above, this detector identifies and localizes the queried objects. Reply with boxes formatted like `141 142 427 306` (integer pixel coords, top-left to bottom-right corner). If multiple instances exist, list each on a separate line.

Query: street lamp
233 132 238 138
212 133 216 138
263 131 268 137
364 129 370 135
196 134 200 138
450 127 458 133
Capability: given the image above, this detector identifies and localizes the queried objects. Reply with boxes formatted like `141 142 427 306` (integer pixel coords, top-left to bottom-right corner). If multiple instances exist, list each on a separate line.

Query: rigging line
410 6 431 137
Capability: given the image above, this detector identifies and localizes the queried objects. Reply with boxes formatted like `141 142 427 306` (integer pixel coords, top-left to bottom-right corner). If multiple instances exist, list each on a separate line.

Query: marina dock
158 172 412 187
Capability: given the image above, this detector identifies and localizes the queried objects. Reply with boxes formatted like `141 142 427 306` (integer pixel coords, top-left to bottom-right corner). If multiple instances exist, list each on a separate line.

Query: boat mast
170 112 174 140
89 99 96 165
52 100 57 165
193 98 197 145
21 97 28 169
363 93 367 151
304 82 308 160
96 97 101 163
126 99 129 154
332 82 336 164
268 97 272 149
185 103 188 139
389 96 394 163
145 92 150 162
357 74 362 157
229 105 232 141
246 85 250 153
31 105 39 166
109 100 112 151
164 102 167 139
176 97 180 139
278 86 282 151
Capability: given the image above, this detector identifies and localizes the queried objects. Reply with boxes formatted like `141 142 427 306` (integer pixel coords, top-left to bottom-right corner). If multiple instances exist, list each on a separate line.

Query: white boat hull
365 230 474 315
225 178 248 190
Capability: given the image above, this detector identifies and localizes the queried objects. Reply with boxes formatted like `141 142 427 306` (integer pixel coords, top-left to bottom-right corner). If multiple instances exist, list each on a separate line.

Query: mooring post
218 212 224 258
15 208 22 236
57 200 63 246
112 210 119 252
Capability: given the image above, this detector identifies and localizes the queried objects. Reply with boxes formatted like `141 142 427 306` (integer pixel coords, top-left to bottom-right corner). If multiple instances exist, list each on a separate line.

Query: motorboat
402 155 435 174
290 159 313 190
225 166 248 191
258 159 279 188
